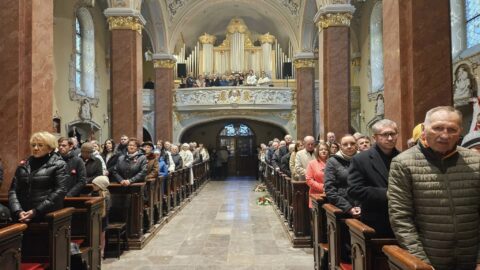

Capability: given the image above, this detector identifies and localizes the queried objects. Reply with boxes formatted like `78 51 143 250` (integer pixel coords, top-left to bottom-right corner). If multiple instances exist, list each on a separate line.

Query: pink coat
305 159 326 208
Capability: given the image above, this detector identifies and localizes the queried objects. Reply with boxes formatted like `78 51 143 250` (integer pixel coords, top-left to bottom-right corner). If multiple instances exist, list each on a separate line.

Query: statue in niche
454 65 473 104
375 94 384 117
79 99 92 121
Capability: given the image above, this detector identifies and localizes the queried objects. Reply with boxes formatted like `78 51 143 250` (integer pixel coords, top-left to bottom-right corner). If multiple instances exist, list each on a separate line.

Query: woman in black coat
9 132 69 222
112 138 147 186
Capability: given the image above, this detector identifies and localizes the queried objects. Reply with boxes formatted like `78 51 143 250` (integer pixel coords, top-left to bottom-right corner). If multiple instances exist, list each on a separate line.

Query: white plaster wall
53 0 110 142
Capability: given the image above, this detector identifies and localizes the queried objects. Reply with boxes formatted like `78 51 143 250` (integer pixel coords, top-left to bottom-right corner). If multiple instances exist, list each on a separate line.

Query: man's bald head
303 136 315 152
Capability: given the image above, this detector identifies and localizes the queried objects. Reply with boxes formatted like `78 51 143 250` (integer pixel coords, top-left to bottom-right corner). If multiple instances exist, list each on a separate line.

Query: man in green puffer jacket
388 106 480 270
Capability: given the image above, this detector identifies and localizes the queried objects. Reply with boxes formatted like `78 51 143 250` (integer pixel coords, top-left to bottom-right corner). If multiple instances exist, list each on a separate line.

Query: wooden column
0 0 54 195
153 58 175 141
295 58 315 139
316 8 354 139
107 14 144 141
383 0 453 149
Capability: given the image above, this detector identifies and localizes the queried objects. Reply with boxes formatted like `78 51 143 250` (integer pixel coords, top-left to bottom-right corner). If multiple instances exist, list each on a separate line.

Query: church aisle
103 177 314 270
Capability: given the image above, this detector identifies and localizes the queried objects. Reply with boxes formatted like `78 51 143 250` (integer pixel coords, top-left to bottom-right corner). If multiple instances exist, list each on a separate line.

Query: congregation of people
258 106 480 270
180 69 273 88
1 133 211 260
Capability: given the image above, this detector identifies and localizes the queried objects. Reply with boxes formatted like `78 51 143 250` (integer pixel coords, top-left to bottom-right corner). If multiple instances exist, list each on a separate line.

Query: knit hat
92 176 110 191
412 123 423 142
461 131 480 149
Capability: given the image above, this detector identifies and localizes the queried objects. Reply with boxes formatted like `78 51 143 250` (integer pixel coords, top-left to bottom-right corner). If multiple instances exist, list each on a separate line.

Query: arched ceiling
140 0 317 55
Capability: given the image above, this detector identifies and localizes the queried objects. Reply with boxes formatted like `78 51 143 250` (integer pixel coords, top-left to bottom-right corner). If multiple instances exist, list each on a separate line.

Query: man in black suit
347 119 400 237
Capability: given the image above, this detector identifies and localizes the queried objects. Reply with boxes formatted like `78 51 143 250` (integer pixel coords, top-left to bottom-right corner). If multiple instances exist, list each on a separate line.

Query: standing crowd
258 106 480 270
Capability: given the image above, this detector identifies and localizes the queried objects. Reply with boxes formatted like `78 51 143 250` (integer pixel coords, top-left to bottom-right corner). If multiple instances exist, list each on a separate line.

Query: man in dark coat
58 137 87 197
80 142 103 183
347 119 400 237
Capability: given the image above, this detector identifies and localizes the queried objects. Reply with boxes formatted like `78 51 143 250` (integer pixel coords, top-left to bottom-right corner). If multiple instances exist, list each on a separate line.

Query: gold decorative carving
199 33 216 45
245 36 254 48
153 59 176 69
294 59 315 69
107 16 143 34
226 17 248 34
316 12 353 29
259 33 276 44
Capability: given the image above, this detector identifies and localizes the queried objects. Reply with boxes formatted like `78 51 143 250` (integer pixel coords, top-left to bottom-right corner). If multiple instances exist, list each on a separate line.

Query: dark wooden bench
291 179 311 248
323 203 351 270
64 196 103 270
311 193 328 270
153 176 164 223
0 223 28 270
346 218 397 270
382 245 433 270
143 178 156 232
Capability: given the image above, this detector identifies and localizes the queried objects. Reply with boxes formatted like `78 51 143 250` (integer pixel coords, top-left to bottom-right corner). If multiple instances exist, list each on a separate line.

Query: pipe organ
174 17 293 79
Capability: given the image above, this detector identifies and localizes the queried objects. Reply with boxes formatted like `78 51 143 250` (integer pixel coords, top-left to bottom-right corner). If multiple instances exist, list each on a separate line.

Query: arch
75 7 96 98
143 127 153 142
141 0 169 53
369 1 384 93
177 116 289 144
299 0 318 52
167 0 300 54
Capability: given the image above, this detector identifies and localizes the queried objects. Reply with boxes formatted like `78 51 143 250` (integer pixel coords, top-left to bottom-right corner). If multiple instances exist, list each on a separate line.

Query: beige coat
294 149 315 180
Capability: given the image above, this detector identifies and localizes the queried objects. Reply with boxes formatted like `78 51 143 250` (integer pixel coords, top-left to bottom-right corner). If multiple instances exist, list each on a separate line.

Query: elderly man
347 119 400 237
294 136 316 180
326 131 336 146
388 106 480 270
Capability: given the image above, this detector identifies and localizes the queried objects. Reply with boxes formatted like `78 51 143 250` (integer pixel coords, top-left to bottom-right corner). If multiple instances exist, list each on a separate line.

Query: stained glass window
466 0 480 48
219 124 253 137
75 16 83 94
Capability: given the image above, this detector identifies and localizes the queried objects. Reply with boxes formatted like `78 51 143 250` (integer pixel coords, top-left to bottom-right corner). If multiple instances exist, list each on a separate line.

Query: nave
102 177 314 270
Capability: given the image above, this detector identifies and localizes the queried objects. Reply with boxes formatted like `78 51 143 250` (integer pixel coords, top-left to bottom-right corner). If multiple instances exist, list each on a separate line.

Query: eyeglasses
375 132 398 138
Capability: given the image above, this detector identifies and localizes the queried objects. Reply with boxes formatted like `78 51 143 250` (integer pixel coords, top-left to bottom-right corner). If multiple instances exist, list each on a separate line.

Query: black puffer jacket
9 152 68 217
171 153 183 171
111 152 147 183
62 151 87 197
324 153 358 213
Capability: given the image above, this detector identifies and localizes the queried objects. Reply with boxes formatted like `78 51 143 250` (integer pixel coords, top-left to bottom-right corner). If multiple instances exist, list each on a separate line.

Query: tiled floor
103 177 314 269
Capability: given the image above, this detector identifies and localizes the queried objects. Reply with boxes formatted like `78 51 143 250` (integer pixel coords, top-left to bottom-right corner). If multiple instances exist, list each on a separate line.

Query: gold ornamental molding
107 16 143 34
226 17 248 34
316 12 353 29
199 33 216 45
153 59 176 69
259 33 276 44
294 59 315 69
351 57 361 67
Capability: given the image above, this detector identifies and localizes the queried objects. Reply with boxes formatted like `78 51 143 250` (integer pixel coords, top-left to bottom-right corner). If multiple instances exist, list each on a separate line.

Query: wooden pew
345 219 396 270
154 176 164 223
382 245 433 270
163 174 172 215
64 197 103 270
82 183 146 249
311 194 328 270
143 178 155 232
0 223 28 270
323 203 350 270
290 179 311 247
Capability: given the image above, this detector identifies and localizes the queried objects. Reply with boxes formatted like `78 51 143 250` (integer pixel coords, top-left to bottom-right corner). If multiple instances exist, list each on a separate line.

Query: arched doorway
143 128 152 142
218 123 256 176
180 118 286 177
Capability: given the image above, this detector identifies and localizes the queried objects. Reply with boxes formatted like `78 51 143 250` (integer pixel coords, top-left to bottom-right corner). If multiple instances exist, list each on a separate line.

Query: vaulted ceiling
140 0 318 55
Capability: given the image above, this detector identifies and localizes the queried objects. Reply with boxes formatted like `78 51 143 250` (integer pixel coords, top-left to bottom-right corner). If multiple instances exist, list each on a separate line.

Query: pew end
382 245 433 270
310 193 328 270
0 223 28 270
322 203 350 270
345 218 397 270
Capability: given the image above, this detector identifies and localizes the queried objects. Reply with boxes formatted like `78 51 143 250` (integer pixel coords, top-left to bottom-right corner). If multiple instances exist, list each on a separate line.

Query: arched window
370 1 384 93
74 8 95 98
465 0 480 48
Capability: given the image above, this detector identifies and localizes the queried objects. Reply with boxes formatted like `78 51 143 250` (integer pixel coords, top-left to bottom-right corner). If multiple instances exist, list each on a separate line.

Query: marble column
153 57 175 141
383 0 452 149
0 0 54 195
294 57 316 139
105 10 145 141
315 5 355 139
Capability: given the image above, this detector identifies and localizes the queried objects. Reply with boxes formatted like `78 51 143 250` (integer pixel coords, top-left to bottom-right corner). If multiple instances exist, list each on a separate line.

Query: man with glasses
347 119 400 237
388 106 480 270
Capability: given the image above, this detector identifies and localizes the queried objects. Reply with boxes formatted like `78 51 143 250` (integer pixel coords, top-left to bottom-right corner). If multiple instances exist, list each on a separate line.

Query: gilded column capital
107 16 143 34
199 33 217 45
316 12 353 29
294 59 315 69
351 57 361 67
259 33 276 44
153 59 176 69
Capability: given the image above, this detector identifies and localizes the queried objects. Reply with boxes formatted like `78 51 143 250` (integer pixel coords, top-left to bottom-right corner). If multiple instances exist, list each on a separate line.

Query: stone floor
103 177 314 270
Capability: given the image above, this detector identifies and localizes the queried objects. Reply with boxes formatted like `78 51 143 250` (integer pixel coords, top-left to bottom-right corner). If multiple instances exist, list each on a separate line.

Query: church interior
0 0 479 269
